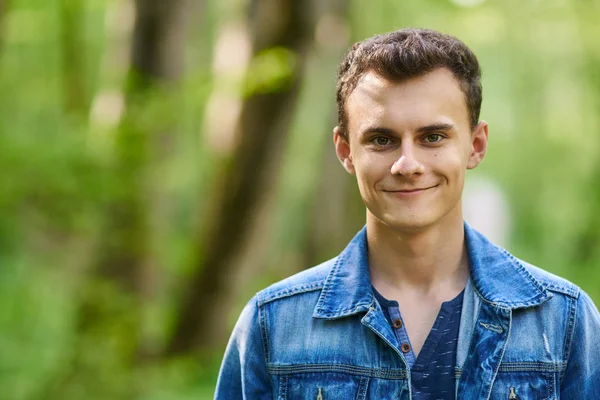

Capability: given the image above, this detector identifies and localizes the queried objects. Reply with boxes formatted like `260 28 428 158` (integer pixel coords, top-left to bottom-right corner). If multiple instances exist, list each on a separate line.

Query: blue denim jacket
215 224 600 399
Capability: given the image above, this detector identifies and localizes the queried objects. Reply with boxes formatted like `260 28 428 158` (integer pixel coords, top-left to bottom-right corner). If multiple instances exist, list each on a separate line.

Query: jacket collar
314 223 551 319
463 222 551 309
313 227 373 319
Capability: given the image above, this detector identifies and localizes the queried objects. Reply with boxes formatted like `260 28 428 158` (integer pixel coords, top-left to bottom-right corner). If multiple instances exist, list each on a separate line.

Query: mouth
383 185 439 195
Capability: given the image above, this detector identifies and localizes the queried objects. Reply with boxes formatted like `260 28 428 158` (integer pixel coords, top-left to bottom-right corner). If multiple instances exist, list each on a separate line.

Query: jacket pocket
278 372 369 400
490 371 556 400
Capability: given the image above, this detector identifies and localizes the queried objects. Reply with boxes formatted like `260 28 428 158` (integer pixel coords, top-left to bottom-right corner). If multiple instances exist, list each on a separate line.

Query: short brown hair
336 28 482 137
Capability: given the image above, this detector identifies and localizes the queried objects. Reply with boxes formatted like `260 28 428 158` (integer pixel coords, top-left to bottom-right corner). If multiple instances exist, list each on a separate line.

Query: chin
376 211 440 233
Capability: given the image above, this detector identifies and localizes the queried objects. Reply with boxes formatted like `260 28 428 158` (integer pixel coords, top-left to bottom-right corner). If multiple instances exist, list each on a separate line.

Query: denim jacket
215 224 600 399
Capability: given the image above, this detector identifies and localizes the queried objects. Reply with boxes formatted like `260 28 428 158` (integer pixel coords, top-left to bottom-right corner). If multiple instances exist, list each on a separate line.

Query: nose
390 146 425 177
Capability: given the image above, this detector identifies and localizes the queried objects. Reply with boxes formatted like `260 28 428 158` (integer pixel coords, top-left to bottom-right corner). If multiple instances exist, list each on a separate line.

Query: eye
424 133 444 143
373 136 392 146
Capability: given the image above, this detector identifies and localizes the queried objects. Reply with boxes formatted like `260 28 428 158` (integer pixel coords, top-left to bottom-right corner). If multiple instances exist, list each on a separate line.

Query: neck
367 207 468 294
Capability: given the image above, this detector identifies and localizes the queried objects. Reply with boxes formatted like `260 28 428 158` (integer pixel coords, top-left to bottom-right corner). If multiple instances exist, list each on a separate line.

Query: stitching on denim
259 280 326 306
316 301 373 318
458 297 482 371
484 310 512 400
317 255 343 313
497 362 566 372
258 299 271 364
267 363 408 379
544 368 556 400
315 255 343 313
560 292 578 383
278 375 288 400
479 321 504 334
543 282 579 299
355 376 369 400
499 248 548 303
548 368 555 400
361 310 408 362
473 282 511 310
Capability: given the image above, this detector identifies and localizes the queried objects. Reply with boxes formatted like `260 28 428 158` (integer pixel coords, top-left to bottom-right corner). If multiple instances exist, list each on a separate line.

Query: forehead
345 68 470 134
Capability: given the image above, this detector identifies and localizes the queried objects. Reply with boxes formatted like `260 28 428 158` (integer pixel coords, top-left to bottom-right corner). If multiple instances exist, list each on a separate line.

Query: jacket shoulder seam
257 296 271 364
543 283 580 299
257 280 326 306
514 256 580 299
560 292 578 383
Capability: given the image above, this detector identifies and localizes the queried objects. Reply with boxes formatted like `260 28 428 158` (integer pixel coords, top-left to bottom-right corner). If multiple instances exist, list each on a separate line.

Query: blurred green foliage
1 0 599 398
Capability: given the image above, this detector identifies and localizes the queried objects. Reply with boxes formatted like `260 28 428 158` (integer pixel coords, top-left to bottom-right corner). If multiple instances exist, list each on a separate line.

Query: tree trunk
300 0 363 269
166 0 315 356
59 0 189 395
0 0 10 55
573 4 600 265
59 0 89 118
93 0 188 313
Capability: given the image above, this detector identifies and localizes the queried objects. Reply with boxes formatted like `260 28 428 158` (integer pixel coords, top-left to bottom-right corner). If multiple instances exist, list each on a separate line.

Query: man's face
334 68 488 232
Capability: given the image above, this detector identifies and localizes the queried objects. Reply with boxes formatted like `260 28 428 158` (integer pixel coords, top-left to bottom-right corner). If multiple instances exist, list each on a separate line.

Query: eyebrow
360 123 455 137
415 123 455 134
361 126 396 136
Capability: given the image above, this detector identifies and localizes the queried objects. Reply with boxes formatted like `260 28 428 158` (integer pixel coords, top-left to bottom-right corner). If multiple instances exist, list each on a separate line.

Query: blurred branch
127 0 188 92
59 0 89 118
58 0 191 394
0 0 10 56
93 0 189 346
573 3 600 265
301 0 360 269
0 0 6 28
94 0 188 314
166 0 315 356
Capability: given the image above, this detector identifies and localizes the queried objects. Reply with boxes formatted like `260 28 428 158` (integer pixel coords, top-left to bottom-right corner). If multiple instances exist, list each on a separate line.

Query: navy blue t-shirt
373 288 464 400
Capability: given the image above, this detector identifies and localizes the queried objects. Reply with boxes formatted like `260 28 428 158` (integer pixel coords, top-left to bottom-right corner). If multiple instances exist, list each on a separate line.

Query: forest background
1 0 599 398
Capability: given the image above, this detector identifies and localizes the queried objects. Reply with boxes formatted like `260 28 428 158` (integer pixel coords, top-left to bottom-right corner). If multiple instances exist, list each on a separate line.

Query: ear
333 126 355 175
467 121 489 170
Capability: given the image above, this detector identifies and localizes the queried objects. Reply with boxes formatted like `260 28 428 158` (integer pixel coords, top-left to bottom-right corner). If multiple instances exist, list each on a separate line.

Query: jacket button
401 343 411 353
392 319 403 329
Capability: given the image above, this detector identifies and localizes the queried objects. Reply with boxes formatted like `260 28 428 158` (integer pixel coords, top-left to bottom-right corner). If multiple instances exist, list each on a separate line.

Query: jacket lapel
313 223 555 399
457 223 552 399
457 301 511 398
312 227 406 365
313 227 373 320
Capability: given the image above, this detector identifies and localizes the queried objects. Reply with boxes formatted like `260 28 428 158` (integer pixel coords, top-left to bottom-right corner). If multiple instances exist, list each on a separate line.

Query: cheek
432 148 461 164
432 150 467 179
354 157 390 191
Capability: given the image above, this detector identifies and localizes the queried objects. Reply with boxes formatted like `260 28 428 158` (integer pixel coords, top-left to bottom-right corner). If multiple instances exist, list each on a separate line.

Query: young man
215 29 600 399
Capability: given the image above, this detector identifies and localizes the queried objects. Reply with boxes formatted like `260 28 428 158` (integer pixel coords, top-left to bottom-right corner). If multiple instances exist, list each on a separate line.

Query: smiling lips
383 185 438 195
